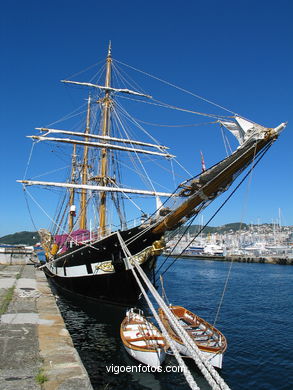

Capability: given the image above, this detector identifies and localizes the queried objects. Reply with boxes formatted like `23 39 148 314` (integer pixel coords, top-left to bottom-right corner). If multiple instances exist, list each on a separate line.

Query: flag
200 151 206 172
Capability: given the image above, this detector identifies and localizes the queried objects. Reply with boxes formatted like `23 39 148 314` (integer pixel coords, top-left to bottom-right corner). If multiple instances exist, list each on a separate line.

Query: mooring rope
117 231 231 390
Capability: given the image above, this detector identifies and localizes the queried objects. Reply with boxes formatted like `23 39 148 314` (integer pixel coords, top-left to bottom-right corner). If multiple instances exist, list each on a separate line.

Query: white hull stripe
45 245 155 278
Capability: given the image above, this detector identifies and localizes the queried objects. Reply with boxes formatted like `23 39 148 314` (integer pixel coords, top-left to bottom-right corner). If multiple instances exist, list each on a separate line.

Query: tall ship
18 43 286 306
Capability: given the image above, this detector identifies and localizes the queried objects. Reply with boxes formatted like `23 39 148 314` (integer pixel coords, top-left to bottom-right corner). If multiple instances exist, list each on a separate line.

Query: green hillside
0 231 39 246
174 222 249 236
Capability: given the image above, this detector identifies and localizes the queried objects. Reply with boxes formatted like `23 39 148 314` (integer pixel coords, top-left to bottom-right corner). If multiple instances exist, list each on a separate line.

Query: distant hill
207 222 250 233
0 231 39 246
174 222 249 236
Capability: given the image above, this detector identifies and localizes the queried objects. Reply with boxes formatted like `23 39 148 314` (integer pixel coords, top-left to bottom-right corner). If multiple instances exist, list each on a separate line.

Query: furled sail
27 135 175 158
17 179 174 197
36 128 169 150
219 116 268 145
61 80 152 98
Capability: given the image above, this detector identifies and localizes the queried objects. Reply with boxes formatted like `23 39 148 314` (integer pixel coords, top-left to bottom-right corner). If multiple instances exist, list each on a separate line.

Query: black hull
44 254 157 306
44 226 162 307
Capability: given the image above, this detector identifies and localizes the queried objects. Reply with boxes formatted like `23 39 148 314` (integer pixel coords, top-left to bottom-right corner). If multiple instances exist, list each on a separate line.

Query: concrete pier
0 247 39 265
0 264 93 390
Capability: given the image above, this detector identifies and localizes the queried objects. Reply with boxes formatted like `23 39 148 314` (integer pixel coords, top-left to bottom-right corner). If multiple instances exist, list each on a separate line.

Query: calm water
55 257 293 390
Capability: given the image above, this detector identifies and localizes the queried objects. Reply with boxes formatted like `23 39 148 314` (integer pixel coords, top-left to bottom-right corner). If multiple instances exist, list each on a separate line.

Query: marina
169 254 293 265
164 222 293 265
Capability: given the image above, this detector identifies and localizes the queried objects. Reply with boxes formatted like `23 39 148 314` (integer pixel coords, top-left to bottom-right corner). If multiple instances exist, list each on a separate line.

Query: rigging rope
170 158 177 189
63 60 105 81
22 185 102 257
112 104 158 193
160 275 170 306
220 126 230 158
114 58 237 115
118 94 232 120
23 141 36 180
213 142 259 327
115 96 194 180
128 118 218 128
23 188 38 232
152 97 233 120
112 61 148 100
46 104 88 128
114 98 164 147
156 141 274 281
31 165 71 181
155 207 203 276
108 177 145 213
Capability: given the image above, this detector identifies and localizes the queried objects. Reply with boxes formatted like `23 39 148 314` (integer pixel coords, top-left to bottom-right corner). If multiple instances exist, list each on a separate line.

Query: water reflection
47 257 293 390
52 283 211 389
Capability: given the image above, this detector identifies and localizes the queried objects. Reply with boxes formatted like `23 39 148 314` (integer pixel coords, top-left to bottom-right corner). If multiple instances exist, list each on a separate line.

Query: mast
80 96 91 230
99 42 112 236
68 144 77 231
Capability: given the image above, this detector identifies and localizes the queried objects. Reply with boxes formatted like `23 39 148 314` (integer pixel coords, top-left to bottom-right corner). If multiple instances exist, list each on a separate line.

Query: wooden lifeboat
158 305 227 369
120 308 167 368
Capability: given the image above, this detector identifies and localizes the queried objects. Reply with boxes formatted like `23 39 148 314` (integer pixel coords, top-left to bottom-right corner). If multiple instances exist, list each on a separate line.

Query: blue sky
1 0 292 237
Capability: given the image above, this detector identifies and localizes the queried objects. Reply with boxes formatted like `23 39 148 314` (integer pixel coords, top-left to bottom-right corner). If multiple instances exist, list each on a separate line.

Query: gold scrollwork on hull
95 261 114 272
95 239 165 273
129 247 152 266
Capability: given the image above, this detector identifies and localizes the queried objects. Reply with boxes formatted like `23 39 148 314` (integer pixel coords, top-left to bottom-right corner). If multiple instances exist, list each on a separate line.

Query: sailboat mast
99 43 112 236
68 144 77 231
79 96 91 230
